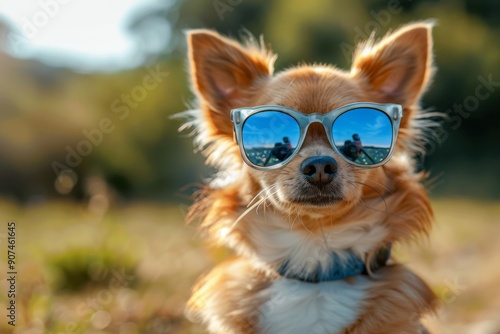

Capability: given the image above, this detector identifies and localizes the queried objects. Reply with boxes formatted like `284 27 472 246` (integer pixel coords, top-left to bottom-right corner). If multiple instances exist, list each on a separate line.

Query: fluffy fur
183 22 438 334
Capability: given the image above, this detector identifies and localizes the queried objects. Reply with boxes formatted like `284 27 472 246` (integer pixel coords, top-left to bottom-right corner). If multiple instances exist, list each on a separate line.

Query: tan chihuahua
183 22 438 334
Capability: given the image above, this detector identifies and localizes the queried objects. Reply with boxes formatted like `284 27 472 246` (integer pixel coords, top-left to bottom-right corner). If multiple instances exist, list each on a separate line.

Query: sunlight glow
0 0 171 71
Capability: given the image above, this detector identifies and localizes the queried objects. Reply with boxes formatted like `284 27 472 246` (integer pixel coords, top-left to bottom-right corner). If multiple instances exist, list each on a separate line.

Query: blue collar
277 244 391 283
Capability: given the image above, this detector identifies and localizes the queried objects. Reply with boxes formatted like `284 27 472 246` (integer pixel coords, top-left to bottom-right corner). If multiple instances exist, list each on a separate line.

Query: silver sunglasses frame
231 102 403 170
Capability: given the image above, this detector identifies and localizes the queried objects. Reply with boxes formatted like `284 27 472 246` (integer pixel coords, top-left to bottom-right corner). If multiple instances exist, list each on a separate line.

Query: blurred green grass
0 201 210 334
0 198 499 333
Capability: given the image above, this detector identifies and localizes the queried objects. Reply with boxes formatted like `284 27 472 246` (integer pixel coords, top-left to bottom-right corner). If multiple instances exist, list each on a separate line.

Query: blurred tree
0 0 499 201
169 0 500 198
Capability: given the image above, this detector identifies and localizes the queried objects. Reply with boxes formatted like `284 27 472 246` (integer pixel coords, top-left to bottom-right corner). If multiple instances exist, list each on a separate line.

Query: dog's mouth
284 183 345 207
290 196 343 206
289 193 344 206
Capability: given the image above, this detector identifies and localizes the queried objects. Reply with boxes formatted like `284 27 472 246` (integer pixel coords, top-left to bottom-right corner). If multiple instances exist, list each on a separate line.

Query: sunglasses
230 102 403 170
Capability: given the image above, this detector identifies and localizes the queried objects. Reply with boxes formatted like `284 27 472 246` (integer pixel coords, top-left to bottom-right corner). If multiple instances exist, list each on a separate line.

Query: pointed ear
187 30 274 135
351 22 434 108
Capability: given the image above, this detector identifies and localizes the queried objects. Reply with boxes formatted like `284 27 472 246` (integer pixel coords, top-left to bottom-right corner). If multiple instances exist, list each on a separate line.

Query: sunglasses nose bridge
308 113 324 124
302 114 331 147
304 113 326 132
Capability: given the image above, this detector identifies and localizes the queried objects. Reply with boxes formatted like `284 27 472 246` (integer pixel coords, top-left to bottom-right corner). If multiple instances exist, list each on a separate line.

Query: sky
242 108 393 149
242 111 301 149
332 108 392 147
0 0 172 71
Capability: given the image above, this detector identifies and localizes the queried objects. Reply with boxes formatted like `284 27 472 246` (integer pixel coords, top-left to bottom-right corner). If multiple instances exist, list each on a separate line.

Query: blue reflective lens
242 111 300 167
332 108 392 165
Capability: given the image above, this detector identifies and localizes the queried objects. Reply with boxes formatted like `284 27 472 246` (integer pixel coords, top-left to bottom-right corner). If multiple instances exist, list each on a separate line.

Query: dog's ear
187 30 274 136
351 22 434 110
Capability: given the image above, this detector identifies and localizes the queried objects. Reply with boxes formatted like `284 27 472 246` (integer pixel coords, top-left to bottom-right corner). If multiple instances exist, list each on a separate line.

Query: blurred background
0 0 499 333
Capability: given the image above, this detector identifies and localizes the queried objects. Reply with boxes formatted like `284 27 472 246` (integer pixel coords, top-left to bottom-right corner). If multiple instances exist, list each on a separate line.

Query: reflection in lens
242 111 300 167
331 108 392 165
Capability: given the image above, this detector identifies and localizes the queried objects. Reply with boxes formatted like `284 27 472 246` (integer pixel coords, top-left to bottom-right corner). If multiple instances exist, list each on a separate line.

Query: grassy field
0 198 499 334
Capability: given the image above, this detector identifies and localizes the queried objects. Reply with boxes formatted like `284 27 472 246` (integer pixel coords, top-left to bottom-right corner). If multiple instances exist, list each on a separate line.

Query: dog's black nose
301 156 337 187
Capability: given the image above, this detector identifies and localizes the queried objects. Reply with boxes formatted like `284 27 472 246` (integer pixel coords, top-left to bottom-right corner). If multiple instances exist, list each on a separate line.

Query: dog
182 22 438 334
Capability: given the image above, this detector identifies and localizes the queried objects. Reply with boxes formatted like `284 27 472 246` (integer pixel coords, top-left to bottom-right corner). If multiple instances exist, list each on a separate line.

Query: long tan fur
183 22 439 334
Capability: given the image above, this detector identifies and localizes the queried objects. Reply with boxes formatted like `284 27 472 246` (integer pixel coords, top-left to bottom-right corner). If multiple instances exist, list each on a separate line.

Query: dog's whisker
318 219 330 253
298 217 315 236
362 177 394 194
256 188 279 217
321 205 336 244
231 196 267 228
247 184 277 208
349 181 413 220
350 180 389 213
287 207 300 230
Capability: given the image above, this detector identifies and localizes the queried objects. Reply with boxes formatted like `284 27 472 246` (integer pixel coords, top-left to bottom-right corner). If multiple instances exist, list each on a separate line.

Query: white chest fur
258 277 368 334
245 210 388 278
241 210 387 333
